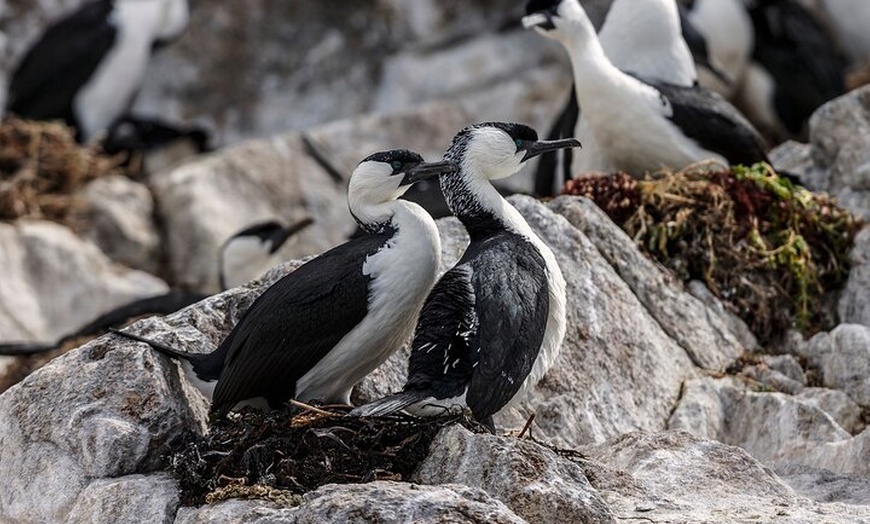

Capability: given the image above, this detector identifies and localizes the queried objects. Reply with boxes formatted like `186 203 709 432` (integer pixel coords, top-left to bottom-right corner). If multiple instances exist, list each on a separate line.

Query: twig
518 413 536 439
288 399 337 417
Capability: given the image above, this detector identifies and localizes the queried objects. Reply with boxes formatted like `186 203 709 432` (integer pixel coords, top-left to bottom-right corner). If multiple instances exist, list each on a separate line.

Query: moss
563 162 862 343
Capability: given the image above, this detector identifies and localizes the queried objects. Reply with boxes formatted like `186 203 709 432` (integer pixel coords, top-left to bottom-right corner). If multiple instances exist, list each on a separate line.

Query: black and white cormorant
0 217 313 356
525 0 770 180
114 150 456 416
352 123 578 429
534 0 729 194
5 0 189 142
738 0 846 141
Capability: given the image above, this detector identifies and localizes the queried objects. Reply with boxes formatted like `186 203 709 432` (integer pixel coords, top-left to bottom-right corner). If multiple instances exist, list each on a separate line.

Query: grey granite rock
416 426 615 523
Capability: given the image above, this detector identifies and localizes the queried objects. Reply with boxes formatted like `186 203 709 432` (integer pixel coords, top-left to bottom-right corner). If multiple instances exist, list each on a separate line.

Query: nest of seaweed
562 162 862 343
0 118 121 226
167 405 488 506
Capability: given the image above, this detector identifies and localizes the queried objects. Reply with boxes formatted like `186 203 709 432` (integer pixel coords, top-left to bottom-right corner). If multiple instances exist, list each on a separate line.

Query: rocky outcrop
2 193 867 522
0 220 168 343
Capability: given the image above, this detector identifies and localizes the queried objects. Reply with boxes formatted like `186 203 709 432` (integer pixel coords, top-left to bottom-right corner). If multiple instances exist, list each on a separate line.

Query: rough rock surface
66 474 179 524
801 324 870 408
0 220 168 343
839 227 870 327
584 430 870 523
0 338 197 523
81 175 162 275
770 86 870 221
668 376 870 475
292 482 525 524
549 196 746 371
416 426 615 524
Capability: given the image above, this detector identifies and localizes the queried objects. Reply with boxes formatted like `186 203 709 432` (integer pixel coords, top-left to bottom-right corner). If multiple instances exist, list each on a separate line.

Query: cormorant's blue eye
391 160 402 170
515 139 524 148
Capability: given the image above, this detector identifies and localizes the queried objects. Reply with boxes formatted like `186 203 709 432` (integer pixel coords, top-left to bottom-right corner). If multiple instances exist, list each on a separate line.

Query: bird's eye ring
391 160 403 170
515 139 524 148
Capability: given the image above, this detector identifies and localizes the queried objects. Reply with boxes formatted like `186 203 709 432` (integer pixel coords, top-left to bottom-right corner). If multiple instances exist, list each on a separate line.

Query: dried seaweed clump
0 118 121 225
168 406 486 505
563 162 862 342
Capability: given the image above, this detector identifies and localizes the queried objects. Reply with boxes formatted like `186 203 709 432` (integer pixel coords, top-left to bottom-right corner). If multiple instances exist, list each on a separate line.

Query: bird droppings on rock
563 162 862 343
0 118 122 226
167 406 490 506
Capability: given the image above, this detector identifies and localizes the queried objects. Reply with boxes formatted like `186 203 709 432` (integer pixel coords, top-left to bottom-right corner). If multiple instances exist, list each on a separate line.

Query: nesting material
0 118 121 226
168 406 487 505
563 162 862 342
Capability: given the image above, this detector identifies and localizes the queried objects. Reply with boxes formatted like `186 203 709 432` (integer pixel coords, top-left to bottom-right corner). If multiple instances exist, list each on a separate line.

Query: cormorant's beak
522 138 581 161
400 160 458 186
268 217 315 254
522 10 557 31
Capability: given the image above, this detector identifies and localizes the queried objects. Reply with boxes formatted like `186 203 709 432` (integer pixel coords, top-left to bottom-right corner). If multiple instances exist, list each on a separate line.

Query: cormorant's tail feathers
109 328 195 362
0 342 57 355
349 391 428 417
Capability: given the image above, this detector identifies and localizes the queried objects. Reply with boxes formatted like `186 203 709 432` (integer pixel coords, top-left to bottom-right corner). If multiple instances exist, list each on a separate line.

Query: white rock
584 430 870 523
839 227 870 327
802 324 870 407
292 482 525 524
67 474 179 524
149 137 348 292
669 376 863 473
0 220 168 343
174 500 297 524
550 196 746 371
81 175 162 274
416 425 615 523
0 338 197 522
796 388 865 434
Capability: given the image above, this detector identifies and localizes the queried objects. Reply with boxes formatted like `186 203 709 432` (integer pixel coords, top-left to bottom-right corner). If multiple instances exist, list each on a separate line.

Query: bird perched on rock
0 217 313 356
114 150 456 417
535 0 729 194
352 123 577 429
5 0 189 143
525 0 769 180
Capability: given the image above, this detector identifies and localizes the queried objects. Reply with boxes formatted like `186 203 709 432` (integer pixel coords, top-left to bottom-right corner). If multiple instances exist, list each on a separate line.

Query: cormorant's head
349 149 458 206
218 218 314 290
523 0 594 46
447 122 580 181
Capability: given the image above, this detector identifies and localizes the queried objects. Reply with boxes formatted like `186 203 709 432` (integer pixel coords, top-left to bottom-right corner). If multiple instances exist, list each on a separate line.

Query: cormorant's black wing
404 264 478 403
210 233 390 415
6 0 116 129
534 88 579 197
646 78 770 166
748 0 846 134
465 233 549 420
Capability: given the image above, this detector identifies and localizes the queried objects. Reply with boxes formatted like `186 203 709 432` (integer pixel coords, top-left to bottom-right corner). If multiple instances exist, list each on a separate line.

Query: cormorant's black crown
448 122 539 153
361 149 425 174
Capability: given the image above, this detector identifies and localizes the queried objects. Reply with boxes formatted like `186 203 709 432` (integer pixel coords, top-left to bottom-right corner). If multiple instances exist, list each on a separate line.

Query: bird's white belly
75 29 151 141
587 96 722 175
295 212 440 404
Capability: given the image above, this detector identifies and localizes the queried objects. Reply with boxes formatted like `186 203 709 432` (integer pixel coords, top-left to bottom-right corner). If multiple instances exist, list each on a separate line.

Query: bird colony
0 0 867 514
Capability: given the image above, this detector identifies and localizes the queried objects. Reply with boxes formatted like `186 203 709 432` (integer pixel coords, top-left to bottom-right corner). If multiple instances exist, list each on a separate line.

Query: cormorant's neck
439 168 515 242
